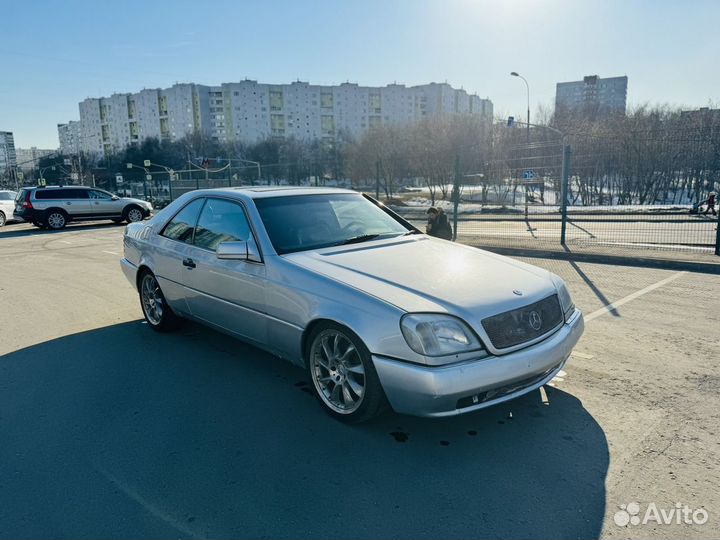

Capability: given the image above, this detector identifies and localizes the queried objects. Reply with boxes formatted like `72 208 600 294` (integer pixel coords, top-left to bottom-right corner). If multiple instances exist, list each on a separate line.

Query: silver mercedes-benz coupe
121 187 584 422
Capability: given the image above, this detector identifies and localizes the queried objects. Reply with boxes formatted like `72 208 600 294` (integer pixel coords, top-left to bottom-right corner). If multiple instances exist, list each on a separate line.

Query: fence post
715 208 720 256
560 141 571 246
375 159 380 200
453 155 460 241
168 172 174 201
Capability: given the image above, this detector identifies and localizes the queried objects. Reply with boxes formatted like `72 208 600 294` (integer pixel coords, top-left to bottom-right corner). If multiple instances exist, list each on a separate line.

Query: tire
0 211 5 227
45 209 68 230
306 322 388 423
138 269 183 332
124 205 144 223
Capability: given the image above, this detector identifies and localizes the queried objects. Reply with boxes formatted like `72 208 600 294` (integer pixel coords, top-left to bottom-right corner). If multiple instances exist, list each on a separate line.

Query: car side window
193 198 252 251
89 190 112 200
161 198 205 244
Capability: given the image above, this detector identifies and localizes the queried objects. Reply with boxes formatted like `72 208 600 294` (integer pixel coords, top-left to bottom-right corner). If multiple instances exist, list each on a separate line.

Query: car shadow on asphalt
0 221 126 238
0 320 609 539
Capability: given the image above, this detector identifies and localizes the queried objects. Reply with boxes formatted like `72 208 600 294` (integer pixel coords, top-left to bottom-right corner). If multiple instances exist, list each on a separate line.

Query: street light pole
510 72 530 144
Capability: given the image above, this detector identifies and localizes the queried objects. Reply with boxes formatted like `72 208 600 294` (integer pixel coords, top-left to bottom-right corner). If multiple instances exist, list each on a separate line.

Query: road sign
64 158 72 166
523 169 535 180
143 160 151 167
115 174 124 185
507 116 515 127
146 174 152 181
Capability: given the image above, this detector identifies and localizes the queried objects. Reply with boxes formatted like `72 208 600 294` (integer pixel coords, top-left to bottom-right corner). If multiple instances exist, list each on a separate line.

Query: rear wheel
0 211 5 227
139 270 182 332
307 322 387 423
46 210 67 230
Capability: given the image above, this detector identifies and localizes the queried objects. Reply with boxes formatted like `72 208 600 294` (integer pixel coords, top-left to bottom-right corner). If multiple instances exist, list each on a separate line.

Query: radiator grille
482 294 563 349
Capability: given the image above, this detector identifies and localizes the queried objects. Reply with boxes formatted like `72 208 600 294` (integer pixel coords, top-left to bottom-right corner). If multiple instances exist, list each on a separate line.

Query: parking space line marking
102 250 120 256
584 271 686 323
571 351 594 359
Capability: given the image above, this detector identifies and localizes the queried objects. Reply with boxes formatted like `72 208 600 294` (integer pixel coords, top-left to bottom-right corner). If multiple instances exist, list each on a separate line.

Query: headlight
400 314 483 357
551 274 575 321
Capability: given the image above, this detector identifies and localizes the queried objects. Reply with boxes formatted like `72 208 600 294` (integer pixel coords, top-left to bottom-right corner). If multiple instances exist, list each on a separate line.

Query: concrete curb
477 246 720 275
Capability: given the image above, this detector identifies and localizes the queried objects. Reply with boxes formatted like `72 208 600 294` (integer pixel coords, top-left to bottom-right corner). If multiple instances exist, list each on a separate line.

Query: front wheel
139 270 182 332
125 206 144 223
307 322 387 423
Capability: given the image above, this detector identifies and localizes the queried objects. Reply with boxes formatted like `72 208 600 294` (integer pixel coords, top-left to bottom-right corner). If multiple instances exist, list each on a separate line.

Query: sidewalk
458 236 720 275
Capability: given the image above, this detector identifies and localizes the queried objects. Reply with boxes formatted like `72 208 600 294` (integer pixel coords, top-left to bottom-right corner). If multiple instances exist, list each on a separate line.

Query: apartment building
0 131 17 175
58 121 81 154
61 81 493 156
555 75 628 121
15 147 56 171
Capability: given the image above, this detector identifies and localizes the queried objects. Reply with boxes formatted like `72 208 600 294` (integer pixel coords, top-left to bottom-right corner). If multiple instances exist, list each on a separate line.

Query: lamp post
510 72 530 144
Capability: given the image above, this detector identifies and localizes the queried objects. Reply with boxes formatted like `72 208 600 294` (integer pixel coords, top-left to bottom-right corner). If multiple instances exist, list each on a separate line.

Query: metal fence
387 138 720 258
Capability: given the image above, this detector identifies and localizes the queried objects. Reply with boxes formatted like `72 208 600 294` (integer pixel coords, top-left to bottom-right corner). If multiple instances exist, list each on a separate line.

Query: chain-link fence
388 138 720 257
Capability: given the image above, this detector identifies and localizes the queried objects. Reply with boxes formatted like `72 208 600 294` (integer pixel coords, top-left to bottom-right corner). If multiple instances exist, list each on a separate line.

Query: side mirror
216 241 248 260
112 195 120 201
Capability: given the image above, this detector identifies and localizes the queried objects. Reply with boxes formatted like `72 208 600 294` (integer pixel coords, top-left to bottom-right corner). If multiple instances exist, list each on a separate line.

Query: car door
153 197 207 315
88 189 121 218
63 188 91 217
183 197 268 345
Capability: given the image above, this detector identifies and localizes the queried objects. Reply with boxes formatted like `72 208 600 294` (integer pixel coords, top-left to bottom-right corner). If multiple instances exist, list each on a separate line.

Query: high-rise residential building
60 80 493 156
555 75 628 121
58 121 82 154
15 147 56 171
0 131 17 175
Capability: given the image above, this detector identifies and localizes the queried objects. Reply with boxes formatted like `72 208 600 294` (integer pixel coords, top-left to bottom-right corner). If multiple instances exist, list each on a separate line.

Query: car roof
196 186 358 199
26 185 92 190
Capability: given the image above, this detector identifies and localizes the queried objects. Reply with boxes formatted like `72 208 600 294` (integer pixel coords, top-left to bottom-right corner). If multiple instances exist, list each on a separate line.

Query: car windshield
254 193 410 254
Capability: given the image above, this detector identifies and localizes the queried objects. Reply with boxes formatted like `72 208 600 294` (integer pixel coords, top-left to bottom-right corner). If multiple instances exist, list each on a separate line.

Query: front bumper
372 309 584 417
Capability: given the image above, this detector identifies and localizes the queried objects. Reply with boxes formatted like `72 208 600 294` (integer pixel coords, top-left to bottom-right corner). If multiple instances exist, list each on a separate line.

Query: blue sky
1 0 717 148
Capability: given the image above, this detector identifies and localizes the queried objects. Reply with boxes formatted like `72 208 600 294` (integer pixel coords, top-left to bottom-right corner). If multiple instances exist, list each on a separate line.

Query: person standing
426 207 453 240
703 192 717 216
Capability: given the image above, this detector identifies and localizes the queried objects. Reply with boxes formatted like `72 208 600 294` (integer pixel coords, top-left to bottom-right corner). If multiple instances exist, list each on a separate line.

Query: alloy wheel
310 329 366 414
47 212 65 229
141 274 164 325
127 208 143 222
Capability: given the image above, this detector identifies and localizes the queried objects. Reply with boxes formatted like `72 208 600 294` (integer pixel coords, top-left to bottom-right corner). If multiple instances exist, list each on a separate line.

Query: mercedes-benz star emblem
528 310 542 331
513 289 523 296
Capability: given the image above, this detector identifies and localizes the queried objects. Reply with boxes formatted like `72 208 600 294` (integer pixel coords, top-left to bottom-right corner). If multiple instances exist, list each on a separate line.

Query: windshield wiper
338 234 380 246
402 229 422 236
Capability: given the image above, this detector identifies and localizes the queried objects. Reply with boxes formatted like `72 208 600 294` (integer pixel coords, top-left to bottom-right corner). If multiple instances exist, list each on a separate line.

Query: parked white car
0 190 18 226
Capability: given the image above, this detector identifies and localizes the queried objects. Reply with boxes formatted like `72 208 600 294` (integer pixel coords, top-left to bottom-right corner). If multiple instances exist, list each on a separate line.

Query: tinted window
194 198 251 251
89 190 113 200
162 198 205 244
254 193 408 254
15 190 28 203
0 192 15 201
34 188 88 200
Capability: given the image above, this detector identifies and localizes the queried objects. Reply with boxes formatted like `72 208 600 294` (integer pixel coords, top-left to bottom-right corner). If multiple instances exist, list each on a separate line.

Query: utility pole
453 155 461 241
560 140 571 246
375 159 380 199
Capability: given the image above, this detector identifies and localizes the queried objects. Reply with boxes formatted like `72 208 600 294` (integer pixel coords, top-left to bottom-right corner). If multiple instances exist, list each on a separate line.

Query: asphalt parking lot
1 221 719 539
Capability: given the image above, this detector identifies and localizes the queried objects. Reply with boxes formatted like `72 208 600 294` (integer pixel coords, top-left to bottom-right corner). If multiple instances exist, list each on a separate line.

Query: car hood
284 236 557 322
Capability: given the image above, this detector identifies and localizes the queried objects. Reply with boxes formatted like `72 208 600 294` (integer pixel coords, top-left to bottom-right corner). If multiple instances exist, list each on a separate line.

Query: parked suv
0 190 17 227
14 186 153 229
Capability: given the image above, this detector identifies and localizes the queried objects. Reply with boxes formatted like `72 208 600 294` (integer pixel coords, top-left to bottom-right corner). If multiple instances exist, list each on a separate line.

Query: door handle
182 258 196 269
66 202 72 205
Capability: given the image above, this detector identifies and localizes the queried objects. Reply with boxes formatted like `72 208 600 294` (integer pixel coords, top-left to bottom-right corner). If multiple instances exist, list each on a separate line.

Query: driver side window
89 190 113 200
193 198 252 251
